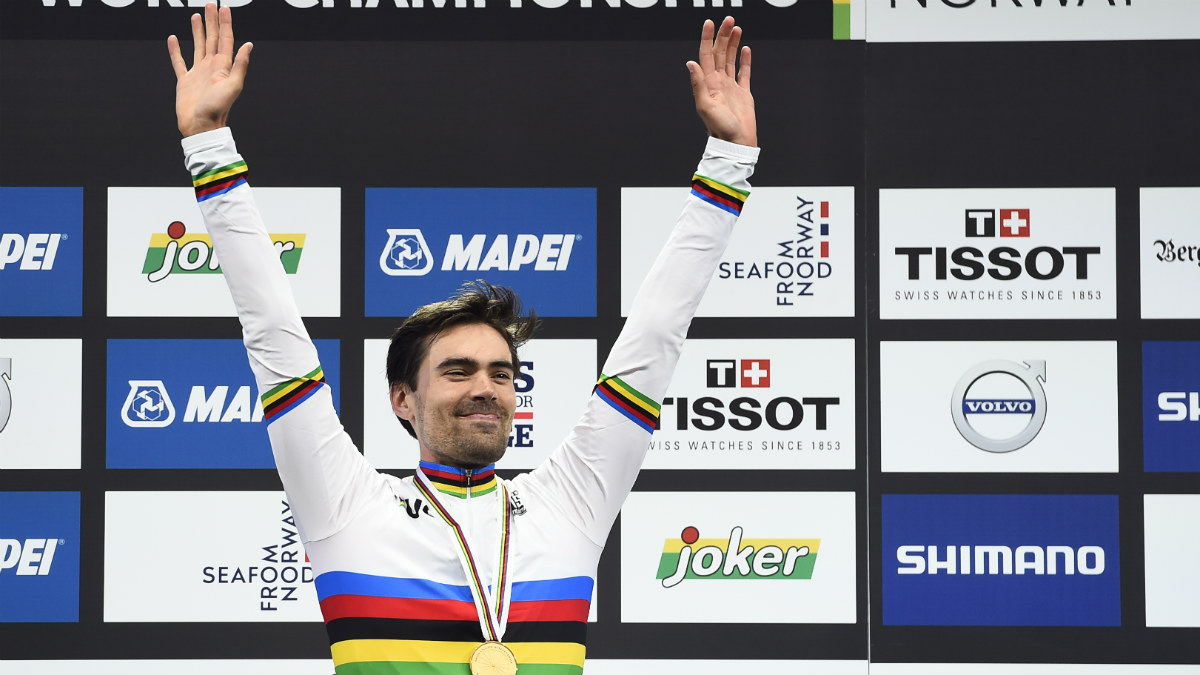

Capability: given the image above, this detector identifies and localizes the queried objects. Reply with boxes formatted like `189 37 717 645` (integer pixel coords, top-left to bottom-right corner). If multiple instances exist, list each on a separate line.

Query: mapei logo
951 360 1047 453
662 358 838 432
142 221 305 282
0 538 62 576
380 229 578 276
896 544 1105 576
895 207 1100 281
0 233 64 271
120 379 263 429
0 358 11 433
657 526 817 588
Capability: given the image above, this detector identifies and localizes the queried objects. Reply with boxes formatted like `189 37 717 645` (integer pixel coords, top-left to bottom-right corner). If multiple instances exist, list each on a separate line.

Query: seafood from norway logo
141 221 305 282
656 525 819 588
717 194 834 307
200 500 314 612
509 360 535 449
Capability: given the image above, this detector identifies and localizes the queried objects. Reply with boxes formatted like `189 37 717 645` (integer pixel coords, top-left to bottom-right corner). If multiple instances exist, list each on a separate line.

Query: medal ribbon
415 468 512 643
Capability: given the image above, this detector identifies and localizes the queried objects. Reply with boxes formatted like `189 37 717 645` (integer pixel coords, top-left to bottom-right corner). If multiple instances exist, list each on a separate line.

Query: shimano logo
379 229 578 276
0 233 63 271
896 544 1105 576
0 538 60 576
1158 392 1200 422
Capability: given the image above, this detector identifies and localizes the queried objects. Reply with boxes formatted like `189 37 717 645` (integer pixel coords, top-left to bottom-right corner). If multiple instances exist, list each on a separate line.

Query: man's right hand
167 2 253 138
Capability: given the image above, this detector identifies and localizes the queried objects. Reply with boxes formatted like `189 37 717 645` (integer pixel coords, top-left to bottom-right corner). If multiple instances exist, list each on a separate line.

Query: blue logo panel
1144 341 1200 472
882 494 1120 626
0 492 80 622
106 339 340 469
364 188 597 317
0 188 83 316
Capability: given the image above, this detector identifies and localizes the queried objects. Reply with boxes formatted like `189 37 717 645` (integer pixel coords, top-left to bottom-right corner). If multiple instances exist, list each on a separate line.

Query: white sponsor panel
1140 188 1200 319
621 491 857 623
621 187 855 317
363 338 597 471
645 339 855 470
0 661 336 675
880 341 1118 473
0 339 81 469
104 492 320 622
867 0 1200 43
1145 494 1200 627
879 188 1115 320
106 187 340 317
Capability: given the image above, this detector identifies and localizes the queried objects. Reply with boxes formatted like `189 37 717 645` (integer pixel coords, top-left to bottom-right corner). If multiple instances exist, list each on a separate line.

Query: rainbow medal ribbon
414 468 517 675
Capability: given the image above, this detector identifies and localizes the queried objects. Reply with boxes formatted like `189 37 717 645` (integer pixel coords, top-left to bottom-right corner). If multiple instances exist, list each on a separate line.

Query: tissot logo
662 356 836 432
951 359 1047 453
142 221 305 283
705 359 771 388
657 526 817 588
879 189 1115 319
965 208 1029 238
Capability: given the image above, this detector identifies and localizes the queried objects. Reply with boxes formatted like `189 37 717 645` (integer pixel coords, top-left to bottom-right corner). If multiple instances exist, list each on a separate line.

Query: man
168 4 757 673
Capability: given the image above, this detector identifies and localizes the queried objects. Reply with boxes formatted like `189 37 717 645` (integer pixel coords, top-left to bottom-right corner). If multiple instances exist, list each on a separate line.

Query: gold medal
469 640 518 675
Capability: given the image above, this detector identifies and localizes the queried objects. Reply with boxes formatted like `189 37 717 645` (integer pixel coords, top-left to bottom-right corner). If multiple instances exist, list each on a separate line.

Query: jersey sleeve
521 137 759 545
182 127 386 544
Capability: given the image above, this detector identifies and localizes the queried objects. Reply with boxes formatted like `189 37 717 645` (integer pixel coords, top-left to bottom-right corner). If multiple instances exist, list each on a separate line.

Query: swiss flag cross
999 209 1030 237
740 359 771 388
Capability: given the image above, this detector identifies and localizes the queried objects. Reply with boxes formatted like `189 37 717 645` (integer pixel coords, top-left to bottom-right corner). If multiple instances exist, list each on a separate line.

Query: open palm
687 17 756 148
167 3 253 138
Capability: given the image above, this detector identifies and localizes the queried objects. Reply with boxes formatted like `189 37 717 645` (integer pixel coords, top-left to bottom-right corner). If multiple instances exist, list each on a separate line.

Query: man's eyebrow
435 356 517 372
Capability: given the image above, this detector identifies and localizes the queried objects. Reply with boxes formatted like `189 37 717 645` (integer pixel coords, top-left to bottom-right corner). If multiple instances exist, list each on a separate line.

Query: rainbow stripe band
594 375 659 433
261 366 326 423
193 160 249 202
419 463 499 499
691 173 749 216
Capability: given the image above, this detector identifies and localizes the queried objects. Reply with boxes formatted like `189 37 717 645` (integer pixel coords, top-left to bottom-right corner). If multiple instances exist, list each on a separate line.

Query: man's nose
469 372 497 399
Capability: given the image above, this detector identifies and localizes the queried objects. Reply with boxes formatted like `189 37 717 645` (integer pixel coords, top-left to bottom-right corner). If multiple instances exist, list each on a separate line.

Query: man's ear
390 383 414 422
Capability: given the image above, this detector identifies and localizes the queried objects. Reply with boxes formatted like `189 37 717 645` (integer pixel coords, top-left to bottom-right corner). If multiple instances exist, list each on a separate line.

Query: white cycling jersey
183 127 757 674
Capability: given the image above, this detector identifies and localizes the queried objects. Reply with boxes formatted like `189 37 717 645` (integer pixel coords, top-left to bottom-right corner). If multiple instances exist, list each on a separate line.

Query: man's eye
494 372 512 380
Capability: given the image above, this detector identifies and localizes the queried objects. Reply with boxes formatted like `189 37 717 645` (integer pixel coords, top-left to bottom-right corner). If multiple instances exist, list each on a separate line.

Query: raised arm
522 17 759 544
168 4 383 544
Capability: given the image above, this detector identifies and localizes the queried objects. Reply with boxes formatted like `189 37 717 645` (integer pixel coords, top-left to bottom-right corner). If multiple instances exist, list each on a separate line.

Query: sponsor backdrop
2 0 1199 672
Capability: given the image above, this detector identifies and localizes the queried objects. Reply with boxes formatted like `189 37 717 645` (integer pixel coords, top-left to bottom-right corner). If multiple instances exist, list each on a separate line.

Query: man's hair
386 281 537 439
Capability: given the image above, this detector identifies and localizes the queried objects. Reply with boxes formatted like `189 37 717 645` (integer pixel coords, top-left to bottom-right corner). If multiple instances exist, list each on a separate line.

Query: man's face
391 322 517 468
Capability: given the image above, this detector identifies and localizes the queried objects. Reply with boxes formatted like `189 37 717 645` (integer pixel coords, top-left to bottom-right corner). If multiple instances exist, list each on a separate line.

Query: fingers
204 2 219 64
712 16 733 75
697 19 715 74
738 45 751 90
725 25 742 78
190 12 204 64
218 5 235 59
231 42 254 85
167 35 187 79
686 61 705 100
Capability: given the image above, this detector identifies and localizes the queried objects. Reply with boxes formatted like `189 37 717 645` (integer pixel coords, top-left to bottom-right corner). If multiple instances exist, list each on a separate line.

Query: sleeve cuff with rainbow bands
690 174 749 216
193 160 249 202
261 366 326 423
594 375 660 433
